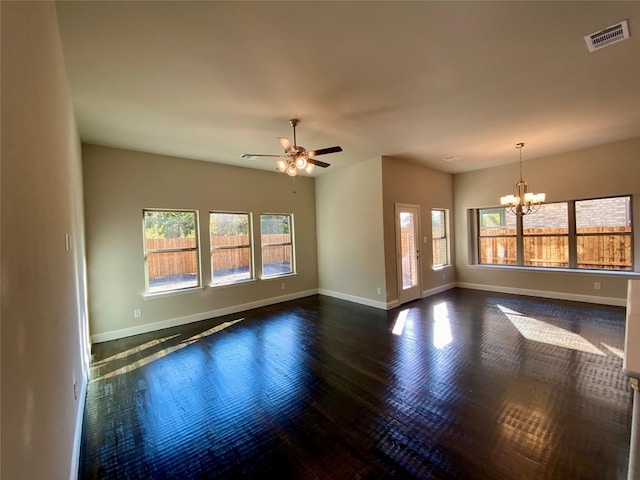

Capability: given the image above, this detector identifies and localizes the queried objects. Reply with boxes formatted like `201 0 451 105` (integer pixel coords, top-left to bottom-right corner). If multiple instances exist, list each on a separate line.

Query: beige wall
381 157 455 305
315 157 387 307
453 137 640 304
82 145 319 341
1 2 89 478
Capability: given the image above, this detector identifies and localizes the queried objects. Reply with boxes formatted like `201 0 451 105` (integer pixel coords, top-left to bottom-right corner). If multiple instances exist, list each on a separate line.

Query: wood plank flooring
79 289 633 479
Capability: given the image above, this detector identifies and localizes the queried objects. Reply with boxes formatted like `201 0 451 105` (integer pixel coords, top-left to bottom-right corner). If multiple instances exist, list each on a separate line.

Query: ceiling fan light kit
242 118 342 176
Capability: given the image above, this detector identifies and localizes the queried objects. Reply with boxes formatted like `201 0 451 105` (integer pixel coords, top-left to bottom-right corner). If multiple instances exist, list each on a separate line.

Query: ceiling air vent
584 20 630 52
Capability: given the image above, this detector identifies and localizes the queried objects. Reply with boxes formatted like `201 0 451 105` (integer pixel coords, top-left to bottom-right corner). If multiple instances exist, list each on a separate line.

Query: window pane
144 210 199 294
433 238 447 267
479 237 517 265
145 211 196 248
576 197 631 233
521 203 568 268
210 213 250 245
432 210 445 238
260 215 291 242
576 197 633 270
523 203 568 234
524 236 569 267
479 208 516 236
260 214 294 277
212 246 252 284
432 209 448 267
147 250 198 293
577 235 632 270
400 211 418 289
262 244 292 276
210 212 253 285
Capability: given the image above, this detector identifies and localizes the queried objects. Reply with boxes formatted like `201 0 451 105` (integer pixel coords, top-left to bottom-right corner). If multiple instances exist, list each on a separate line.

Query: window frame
143 209 201 295
259 213 296 279
478 207 518 266
475 195 634 272
575 196 633 271
522 202 570 268
209 211 255 287
431 208 450 269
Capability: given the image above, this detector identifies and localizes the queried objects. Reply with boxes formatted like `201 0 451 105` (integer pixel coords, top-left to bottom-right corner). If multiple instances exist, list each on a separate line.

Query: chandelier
500 142 545 215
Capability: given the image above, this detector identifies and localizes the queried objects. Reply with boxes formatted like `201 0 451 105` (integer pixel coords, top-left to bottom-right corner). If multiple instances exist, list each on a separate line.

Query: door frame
395 203 422 305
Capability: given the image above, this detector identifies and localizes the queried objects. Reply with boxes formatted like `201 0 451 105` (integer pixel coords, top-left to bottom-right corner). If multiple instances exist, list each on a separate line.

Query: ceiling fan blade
278 137 296 154
307 146 342 157
307 158 330 168
241 153 285 159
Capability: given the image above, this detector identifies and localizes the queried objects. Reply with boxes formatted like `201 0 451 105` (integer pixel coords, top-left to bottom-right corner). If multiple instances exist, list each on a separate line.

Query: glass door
396 204 421 305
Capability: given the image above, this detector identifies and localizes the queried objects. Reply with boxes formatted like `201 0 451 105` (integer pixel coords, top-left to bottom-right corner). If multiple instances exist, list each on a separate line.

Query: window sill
260 272 297 281
432 264 452 271
469 264 640 278
210 278 257 289
143 286 204 299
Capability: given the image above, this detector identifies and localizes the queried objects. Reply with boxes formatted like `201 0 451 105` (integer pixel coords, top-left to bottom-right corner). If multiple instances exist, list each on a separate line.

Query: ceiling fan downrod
289 118 299 147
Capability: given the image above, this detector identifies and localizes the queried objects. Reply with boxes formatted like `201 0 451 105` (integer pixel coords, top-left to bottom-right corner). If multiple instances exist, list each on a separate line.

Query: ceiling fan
241 119 342 176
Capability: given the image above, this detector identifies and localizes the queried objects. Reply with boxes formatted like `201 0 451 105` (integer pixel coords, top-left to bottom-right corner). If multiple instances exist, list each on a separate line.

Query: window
143 210 199 293
260 214 294 277
476 195 633 271
431 209 450 268
576 197 632 270
478 207 517 265
210 212 253 285
523 202 569 267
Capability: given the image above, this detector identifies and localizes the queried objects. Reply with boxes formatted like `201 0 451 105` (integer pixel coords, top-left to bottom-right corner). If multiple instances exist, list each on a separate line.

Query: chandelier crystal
500 142 545 215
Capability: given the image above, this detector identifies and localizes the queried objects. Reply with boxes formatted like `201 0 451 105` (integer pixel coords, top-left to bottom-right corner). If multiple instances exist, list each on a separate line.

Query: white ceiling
55 1 640 175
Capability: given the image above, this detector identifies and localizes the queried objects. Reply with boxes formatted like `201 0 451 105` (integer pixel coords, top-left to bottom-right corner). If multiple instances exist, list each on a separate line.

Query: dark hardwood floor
79 289 632 479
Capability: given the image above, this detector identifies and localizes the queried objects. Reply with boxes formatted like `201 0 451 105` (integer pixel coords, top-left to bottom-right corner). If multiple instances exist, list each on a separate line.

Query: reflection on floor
79 289 632 479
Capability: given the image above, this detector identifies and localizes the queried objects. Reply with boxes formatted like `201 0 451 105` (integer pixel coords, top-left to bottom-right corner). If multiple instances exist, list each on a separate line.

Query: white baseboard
422 282 456 298
457 282 627 307
386 299 400 310
69 374 88 480
319 283 456 311
91 289 319 343
317 289 391 310
92 282 624 344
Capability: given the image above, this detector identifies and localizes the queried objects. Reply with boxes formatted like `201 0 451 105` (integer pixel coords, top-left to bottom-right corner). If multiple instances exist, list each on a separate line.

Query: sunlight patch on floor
433 302 452 349
497 305 604 356
601 343 624 359
392 309 409 336
92 318 245 382
92 334 181 368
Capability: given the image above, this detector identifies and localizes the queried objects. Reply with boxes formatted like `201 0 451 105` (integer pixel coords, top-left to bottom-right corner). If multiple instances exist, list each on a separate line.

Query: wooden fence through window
145 235 291 279
479 226 632 270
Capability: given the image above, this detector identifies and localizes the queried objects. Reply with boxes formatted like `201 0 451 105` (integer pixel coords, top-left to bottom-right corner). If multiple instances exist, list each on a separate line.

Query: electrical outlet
65 233 71 251
594 282 601 290
281 283 286 290
377 287 382 295
134 309 142 318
